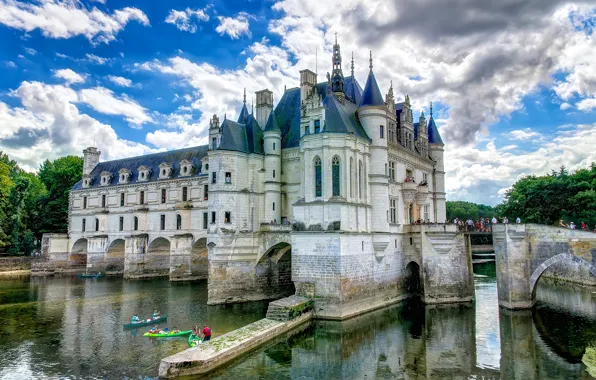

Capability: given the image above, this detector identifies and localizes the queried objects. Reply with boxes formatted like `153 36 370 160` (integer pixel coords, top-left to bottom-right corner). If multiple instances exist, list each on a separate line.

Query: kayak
188 334 202 347
123 315 167 329
144 330 192 338
78 273 103 278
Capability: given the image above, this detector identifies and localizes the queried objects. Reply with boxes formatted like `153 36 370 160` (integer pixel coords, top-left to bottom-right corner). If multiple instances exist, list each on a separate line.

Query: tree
38 156 83 234
446 201 499 221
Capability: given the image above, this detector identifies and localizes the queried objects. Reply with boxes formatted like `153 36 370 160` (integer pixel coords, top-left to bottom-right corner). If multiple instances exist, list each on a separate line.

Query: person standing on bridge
570 222 576 229
516 217 521 224
491 217 498 225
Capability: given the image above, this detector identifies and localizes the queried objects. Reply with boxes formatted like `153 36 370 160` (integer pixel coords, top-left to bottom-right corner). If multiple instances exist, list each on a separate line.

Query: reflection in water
1 263 596 379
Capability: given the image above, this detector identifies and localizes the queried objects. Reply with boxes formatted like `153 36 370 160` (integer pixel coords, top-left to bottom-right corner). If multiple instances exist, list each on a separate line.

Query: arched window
358 160 363 199
133 216 138 231
176 214 182 230
332 156 340 196
349 157 353 198
314 156 322 197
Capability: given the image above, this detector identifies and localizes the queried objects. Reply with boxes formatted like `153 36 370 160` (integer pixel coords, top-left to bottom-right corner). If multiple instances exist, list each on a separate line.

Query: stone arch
191 237 208 280
404 261 422 296
145 237 171 277
105 238 125 274
256 242 294 299
529 252 596 300
69 238 88 269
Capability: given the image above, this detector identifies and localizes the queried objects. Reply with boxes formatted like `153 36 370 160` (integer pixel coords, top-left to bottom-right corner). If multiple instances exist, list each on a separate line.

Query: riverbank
0 257 31 274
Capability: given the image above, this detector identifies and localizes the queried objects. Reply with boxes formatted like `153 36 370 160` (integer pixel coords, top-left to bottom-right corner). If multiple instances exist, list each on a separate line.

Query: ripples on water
1 263 595 379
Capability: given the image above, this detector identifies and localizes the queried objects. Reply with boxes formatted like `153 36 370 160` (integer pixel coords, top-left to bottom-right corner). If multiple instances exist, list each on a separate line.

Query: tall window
212 137 217 150
314 119 321 134
389 161 396 181
82 218 86 232
358 160 363 199
204 185 208 200
332 156 340 196
203 212 208 229
305 124 310 135
211 211 216 224
160 215 165 230
140 191 145 205
424 205 430 222
120 193 125 207
119 217 124 231
134 216 138 231
380 125 384 139
349 158 353 198
95 218 99 232
314 156 322 197
211 172 217 184
273 143 276 150
182 187 188 202
83 196 87 209
390 199 397 223
225 172 232 184
161 189 166 204
224 212 231 224
176 214 182 230
102 194 106 208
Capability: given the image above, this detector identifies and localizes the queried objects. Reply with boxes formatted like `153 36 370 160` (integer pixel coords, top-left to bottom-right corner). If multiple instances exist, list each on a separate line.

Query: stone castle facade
42 41 473 319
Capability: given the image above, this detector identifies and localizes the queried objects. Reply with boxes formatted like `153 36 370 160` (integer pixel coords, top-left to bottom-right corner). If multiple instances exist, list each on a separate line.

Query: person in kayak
131 314 140 323
201 325 212 341
152 310 160 319
149 326 159 334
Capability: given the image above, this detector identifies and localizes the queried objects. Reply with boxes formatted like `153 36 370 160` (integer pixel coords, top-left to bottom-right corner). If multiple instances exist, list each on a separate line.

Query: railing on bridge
259 223 293 233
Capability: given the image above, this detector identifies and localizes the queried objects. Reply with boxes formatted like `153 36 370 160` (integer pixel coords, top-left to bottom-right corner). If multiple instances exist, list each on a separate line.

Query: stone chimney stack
255 89 273 129
299 69 317 104
83 147 101 176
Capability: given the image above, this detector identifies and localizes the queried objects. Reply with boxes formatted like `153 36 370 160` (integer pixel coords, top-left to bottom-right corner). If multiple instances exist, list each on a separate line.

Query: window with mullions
314 156 322 197
332 156 340 196
314 119 321 134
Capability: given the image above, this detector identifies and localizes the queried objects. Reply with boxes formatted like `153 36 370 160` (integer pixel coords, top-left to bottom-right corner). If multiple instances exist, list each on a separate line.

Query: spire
238 88 249 123
331 35 344 94
369 51 373 71
351 52 354 78
264 110 281 133
359 56 384 108
430 101 433 117
243 88 246 106
427 102 443 145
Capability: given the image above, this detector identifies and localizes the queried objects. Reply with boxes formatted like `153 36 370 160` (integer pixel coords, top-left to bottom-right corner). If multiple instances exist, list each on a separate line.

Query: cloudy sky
1 0 595 205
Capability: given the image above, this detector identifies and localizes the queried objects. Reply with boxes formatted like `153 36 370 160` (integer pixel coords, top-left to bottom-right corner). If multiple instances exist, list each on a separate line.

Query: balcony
416 184 429 204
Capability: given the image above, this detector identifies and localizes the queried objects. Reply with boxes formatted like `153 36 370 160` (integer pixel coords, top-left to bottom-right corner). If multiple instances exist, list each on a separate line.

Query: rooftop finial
335 31 338 45
369 51 373 71
243 88 246 106
252 98 254 114
390 80 393 89
430 101 433 117
351 52 354 77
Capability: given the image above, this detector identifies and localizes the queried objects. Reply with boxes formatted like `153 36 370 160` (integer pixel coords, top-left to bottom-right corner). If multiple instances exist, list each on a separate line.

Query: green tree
446 201 499 221
38 156 83 234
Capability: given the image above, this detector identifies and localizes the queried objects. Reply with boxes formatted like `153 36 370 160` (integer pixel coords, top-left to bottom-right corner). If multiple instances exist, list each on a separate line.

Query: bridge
493 224 596 309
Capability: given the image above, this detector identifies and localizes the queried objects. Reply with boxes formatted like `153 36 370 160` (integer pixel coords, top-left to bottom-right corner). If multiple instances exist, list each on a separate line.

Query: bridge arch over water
493 224 596 309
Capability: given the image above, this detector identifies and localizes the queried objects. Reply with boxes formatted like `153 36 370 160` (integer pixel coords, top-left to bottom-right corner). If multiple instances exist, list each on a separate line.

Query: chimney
83 147 101 176
300 69 317 104
209 114 220 150
255 89 273 129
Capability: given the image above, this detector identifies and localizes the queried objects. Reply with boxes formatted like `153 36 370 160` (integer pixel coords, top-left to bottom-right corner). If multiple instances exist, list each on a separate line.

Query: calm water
1 263 596 379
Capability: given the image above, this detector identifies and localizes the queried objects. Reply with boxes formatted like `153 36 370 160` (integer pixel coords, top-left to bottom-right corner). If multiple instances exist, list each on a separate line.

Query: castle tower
255 89 273 129
427 104 446 222
358 51 389 233
83 147 101 176
209 114 220 150
263 111 282 223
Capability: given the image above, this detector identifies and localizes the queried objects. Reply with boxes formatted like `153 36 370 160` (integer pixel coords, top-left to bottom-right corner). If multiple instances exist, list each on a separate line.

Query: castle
41 41 473 319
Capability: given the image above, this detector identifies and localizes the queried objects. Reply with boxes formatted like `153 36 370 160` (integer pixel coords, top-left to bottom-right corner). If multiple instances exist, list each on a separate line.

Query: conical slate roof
264 111 281 133
427 116 444 145
359 69 384 107
237 104 249 123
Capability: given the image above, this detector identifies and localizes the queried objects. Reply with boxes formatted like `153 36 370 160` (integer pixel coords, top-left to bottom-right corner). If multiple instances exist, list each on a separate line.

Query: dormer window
100 171 112 186
179 159 193 177
82 175 92 188
118 168 131 184
158 163 172 180
138 166 150 182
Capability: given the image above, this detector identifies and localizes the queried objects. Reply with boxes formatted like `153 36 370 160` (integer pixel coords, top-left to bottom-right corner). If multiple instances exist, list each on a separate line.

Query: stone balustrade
259 223 293 232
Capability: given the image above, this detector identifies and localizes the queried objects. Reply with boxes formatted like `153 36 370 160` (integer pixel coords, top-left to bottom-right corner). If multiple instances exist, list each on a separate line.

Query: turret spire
331 36 344 94
430 102 433 117
243 88 246 106
369 51 373 71
351 52 354 78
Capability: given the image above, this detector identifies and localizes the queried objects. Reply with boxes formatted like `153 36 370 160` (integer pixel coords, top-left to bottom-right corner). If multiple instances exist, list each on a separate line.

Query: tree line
0 152 82 255
447 164 596 228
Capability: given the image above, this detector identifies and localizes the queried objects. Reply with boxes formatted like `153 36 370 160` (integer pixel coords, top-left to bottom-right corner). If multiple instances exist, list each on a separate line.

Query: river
1 262 595 379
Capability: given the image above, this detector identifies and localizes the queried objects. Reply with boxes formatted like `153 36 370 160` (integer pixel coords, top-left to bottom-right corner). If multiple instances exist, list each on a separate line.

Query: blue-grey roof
264 110 281 133
217 115 264 154
359 70 384 107
72 145 209 190
322 92 371 141
344 76 363 104
273 76 364 149
237 104 249 123
427 116 444 144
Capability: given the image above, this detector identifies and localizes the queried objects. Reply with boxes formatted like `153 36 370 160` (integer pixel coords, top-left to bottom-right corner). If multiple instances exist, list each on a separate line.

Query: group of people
560 220 596 232
191 325 212 342
131 310 161 324
451 216 521 232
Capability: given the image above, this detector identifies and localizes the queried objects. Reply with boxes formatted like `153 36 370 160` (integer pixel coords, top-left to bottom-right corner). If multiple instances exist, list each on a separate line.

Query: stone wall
0 257 31 272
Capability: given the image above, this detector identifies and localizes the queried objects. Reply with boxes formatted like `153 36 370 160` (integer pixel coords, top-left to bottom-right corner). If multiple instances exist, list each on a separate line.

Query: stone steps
266 295 313 322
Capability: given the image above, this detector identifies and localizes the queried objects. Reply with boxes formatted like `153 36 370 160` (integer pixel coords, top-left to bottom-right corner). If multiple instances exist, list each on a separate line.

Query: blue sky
0 0 595 205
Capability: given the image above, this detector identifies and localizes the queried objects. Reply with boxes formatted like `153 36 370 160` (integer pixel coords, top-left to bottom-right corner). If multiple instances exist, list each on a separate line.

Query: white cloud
0 0 149 45
23 47 36 55
508 129 542 141
165 7 209 33
85 53 110 65
215 13 252 39
107 75 133 87
53 68 86 85
0 81 155 171
78 87 153 126
576 97 596 111
4 60 16 68
560 102 571 110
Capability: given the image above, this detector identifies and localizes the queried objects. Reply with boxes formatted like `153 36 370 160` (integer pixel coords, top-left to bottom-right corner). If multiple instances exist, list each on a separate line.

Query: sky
0 0 595 205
